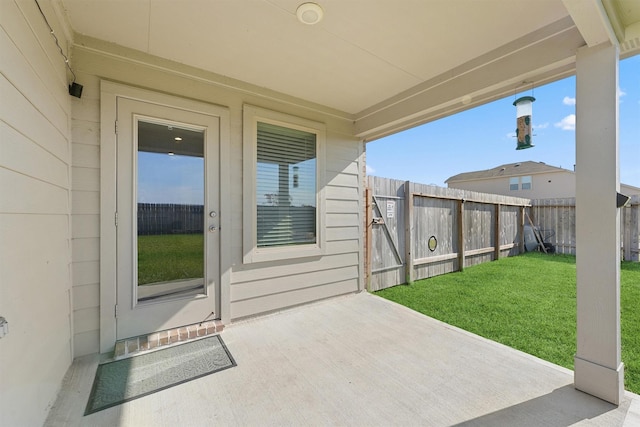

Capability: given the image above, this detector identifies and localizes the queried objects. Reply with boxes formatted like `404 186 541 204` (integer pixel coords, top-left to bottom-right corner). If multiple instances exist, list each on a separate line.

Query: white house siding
70 74 100 356
450 172 575 199
449 172 640 199
231 138 363 319
0 1 73 426
529 173 576 198
69 38 363 353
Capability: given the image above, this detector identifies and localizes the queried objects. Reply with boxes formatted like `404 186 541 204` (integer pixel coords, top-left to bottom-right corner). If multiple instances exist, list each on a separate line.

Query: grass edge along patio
376 252 640 395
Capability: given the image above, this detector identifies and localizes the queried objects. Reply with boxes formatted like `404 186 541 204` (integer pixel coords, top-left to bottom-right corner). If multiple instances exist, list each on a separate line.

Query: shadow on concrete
453 385 627 427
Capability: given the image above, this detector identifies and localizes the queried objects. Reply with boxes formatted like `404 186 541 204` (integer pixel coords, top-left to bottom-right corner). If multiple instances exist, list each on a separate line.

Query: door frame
100 81 231 353
116 100 219 339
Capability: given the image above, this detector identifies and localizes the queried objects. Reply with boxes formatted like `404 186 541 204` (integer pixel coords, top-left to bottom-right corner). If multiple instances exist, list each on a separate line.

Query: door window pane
136 121 205 302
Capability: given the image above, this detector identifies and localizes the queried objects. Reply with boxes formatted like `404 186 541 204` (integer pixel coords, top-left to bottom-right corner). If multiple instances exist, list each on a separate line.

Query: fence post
365 186 372 291
494 204 501 260
519 206 526 254
458 199 465 272
404 181 413 284
623 206 631 261
634 201 640 261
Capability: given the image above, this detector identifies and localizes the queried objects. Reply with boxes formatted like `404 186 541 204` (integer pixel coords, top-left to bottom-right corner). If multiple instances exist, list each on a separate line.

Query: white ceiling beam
563 0 618 47
355 62 576 143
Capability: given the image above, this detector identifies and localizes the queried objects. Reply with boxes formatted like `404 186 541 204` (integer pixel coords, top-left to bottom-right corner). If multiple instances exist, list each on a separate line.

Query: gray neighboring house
446 161 640 199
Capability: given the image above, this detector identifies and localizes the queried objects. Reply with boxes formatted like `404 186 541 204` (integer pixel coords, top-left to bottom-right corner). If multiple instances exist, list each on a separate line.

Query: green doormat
85 335 236 415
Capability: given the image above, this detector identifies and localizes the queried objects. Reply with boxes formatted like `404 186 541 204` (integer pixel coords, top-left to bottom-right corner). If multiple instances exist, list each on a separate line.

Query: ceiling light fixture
296 2 323 25
174 137 183 141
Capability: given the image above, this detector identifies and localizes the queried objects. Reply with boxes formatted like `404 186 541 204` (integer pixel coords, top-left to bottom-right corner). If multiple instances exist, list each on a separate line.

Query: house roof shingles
445 161 568 183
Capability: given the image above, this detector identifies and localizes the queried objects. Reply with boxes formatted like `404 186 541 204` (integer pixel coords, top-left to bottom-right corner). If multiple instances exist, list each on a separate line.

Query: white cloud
533 122 549 130
366 164 376 175
555 114 575 131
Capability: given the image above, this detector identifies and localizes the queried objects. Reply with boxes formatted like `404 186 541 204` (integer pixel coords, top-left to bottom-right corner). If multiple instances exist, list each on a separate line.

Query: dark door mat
85 335 236 415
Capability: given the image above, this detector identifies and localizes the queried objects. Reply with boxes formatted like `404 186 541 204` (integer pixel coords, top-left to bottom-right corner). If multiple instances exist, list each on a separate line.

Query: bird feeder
513 96 535 150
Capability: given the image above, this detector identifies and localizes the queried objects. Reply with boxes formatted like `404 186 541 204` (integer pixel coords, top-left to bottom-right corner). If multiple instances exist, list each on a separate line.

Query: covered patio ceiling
59 0 640 140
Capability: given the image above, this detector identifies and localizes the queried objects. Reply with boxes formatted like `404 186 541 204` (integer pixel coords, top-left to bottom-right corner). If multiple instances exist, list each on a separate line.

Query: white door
116 97 220 339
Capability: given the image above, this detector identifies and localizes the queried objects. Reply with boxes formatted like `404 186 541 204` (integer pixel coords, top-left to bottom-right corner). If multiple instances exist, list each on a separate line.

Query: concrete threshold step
112 320 224 360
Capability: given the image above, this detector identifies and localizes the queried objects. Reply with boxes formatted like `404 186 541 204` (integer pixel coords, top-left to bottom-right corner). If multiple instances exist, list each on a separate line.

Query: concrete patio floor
46 292 640 426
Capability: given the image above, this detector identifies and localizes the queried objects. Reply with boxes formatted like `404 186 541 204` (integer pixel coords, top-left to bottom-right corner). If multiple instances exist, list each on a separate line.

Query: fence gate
367 177 406 291
366 176 530 291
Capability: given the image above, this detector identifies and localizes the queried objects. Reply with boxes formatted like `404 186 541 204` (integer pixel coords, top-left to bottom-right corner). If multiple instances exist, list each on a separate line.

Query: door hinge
115 212 118 227
114 120 118 134
114 304 118 318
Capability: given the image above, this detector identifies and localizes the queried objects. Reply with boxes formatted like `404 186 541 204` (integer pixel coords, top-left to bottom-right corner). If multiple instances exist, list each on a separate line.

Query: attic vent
515 163 521 167
500 168 506 171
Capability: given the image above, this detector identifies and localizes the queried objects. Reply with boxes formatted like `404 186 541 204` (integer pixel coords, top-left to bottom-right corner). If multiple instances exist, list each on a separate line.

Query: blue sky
367 55 640 189
138 152 204 204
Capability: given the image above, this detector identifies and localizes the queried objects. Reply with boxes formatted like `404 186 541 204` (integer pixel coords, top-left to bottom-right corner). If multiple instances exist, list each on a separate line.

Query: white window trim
242 105 326 264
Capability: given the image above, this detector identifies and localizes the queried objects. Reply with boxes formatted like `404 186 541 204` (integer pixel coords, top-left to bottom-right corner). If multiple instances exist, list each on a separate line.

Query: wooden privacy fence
530 195 640 260
137 203 204 235
366 176 531 291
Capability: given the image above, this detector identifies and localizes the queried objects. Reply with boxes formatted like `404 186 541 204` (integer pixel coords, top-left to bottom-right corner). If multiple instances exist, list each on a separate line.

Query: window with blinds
256 122 317 248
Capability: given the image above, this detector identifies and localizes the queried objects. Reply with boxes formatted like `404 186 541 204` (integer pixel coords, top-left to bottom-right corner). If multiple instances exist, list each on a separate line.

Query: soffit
61 0 570 115
609 0 640 52
60 0 640 140
615 0 640 26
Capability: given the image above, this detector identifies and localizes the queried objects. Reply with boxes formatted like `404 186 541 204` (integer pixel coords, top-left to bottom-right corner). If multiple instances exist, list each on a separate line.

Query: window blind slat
256 122 317 248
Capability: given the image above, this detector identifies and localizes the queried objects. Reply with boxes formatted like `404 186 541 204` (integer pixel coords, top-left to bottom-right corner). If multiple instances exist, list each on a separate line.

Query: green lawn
375 252 640 394
137 234 204 285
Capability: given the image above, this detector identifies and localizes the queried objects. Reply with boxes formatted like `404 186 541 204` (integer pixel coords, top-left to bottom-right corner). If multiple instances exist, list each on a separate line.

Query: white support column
574 43 624 405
